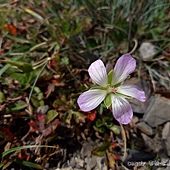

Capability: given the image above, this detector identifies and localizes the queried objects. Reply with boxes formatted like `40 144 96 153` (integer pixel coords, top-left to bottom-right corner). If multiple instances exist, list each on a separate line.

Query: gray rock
55 168 73 170
139 42 157 60
69 157 76 168
141 133 163 152
86 155 108 170
162 122 170 156
143 96 170 127
75 157 84 168
86 156 97 170
80 142 93 158
96 157 107 170
136 122 153 136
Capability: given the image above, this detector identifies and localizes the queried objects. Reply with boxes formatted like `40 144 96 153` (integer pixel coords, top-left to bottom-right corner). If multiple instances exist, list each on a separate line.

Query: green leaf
0 60 33 73
107 70 113 85
105 121 113 128
14 159 43 169
94 125 106 133
38 92 44 100
90 85 107 90
109 125 120 135
0 164 4 168
104 95 112 108
24 8 45 23
0 55 23 76
92 141 110 156
0 91 5 103
98 126 106 133
46 110 58 124
2 145 58 158
10 72 36 90
11 101 27 111
95 119 103 127
72 111 86 118
31 96 40 107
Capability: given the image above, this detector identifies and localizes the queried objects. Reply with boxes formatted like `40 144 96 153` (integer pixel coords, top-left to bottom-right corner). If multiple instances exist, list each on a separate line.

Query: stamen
111 87 117 93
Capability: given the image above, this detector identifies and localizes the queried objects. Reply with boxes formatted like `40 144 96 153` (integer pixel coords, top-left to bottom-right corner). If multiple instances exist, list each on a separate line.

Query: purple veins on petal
77 89 107 112
111 95 133 124
112 54 136 86
88 59 108 87
117 84 146 102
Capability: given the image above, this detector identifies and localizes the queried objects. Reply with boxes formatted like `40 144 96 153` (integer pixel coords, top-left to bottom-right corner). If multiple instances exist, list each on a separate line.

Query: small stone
80 142 93 158
162 122 170 156
75 157 84 168
143 96 170 127
96 157 106 169
55 168 73 170
136 122 153 136
139 42 157 60
133 116 139 124
86 156 97 170
44 162 50 169
141 133 163 152
69 157 76 168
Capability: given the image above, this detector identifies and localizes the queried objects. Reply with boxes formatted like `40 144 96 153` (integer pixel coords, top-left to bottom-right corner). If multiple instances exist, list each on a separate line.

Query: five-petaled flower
77 54 146 124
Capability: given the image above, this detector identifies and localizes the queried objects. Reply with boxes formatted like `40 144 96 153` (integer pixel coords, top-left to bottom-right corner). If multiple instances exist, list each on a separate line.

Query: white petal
88 60 108 87
111 95 133 124
112 54 136 85
77 89 107 112
117 84 146 102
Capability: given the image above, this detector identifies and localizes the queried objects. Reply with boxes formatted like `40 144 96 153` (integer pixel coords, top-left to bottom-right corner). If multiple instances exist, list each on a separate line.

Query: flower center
107 85 117 94
111 87 117 93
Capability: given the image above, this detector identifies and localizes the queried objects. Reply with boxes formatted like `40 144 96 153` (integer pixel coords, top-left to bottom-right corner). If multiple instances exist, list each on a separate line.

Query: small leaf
46 110 58 124
0 60 33 73
81 110 97 121
43 119 60 136
106 150 116 168
105 121 113 128
14 159 43 169
24 8 45 23
109 125 120 135
107 70 113 85
2 145 58 158
31 97 40 107
36 114 46 131
92 141 110 156
98 126 106 133
11 101 27 111
104 95 112 108
38 92 44 100
34 86 41 93
45 83 55 98
95 119 103 127
90 85 107 90
0 91 5 103
3 24 17 36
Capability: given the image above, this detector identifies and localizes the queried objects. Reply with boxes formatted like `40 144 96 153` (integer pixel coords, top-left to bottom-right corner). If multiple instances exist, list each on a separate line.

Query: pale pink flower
77 54 146 124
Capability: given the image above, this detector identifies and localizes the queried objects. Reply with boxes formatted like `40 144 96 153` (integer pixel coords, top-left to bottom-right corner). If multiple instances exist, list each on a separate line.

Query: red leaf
0 127 14 140
112 154 121 161
29 121 38 131
45 83 55 98
109 142 119 149
4 24 17 36
42 119 60 137
36 113 46 132
81 110 97 121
